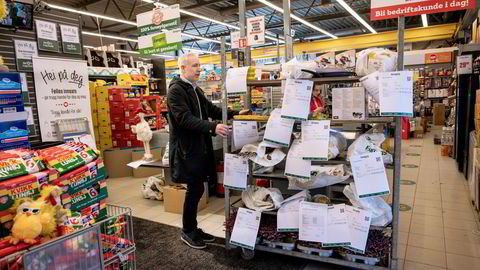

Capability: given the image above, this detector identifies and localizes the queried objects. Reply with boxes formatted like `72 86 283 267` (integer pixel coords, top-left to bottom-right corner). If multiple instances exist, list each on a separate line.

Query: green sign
60 24 82 55
35 20 60 52
138 30 182 55
137 4 181 35
14 39 38 72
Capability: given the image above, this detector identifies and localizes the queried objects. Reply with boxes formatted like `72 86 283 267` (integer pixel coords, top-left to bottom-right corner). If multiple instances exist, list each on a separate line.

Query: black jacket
167 78 227 184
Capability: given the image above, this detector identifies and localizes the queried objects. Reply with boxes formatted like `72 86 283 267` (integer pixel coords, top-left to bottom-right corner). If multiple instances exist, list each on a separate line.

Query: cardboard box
99 126 112 137
112 139 128 148
109 102 125 116
92 114 98 127
53 159 105 195
124 99 141 111
96 88 109 102
99 138 113 150
61 179 108 212
111 121 130 131
0 138 30 151
98 114 111 127
476 89 480 104
108 88 126 102
433 104 445 126
127 140 143 148
103 148 133 178
110 114 125 124
97 101 109 113
131 147 164 178
476 104 480 119
163 185 207 214
0 111 28 140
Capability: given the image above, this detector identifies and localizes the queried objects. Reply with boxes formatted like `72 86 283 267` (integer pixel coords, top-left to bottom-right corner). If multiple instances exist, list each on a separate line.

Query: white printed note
360 71 379 102
285 139 311 179
300 120 330 160
379 71 413 117
277 199 301 232
224 153 248 190
230 208 262 250
264 109 294 147
281 79 313 121
350 151 390 198
323 204 350 247
299 201 327 243
233 121 259 150
226 67 249 97
345 205 372 254
332 87 365 120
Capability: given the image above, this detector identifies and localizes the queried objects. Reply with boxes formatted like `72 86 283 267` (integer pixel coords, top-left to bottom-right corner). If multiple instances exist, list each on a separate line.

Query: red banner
371 0 476 21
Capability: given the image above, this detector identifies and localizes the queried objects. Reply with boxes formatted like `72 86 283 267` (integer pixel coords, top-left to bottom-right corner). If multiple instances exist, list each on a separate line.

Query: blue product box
0 136 29 150
0 105 24 114
0 111 28 140
0 73 21 91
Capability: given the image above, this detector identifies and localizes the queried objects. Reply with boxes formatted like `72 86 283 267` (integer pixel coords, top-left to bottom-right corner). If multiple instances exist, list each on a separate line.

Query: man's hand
215 124 230 137
239 109 251 115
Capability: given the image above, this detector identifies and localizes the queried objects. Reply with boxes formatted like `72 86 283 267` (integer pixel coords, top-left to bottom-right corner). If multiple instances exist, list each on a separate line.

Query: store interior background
1 0 480 270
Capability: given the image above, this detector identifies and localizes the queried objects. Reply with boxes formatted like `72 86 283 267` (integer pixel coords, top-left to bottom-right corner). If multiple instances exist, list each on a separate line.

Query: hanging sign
247 16 265 46
137 4 181 35
370 0 476 21
32 57 93 142
35 20 59 52
60 24 81 55
316 52 336 68
457 55 473 75
138 29 183 54
425 52 452 64
14 39 38 72
231 31 241 49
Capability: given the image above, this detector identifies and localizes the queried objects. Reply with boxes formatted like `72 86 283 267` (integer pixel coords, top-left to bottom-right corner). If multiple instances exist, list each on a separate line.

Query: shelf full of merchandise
222 74 401 269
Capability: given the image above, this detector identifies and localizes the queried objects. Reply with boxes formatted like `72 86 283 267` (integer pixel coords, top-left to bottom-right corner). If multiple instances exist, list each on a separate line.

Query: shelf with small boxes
89 81 168 151
0 73 29 151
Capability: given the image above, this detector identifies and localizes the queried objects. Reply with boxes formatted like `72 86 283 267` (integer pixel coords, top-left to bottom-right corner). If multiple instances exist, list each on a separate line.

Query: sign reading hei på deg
32 57 93 142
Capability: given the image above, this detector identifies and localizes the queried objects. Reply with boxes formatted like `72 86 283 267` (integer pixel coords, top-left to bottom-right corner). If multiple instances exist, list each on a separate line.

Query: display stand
221 13 405 270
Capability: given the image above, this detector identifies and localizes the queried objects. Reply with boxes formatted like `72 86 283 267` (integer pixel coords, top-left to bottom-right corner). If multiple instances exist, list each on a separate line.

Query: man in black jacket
167 52 233 249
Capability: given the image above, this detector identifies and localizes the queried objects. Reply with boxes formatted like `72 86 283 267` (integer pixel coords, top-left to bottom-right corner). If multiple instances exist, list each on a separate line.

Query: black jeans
182 180 205 233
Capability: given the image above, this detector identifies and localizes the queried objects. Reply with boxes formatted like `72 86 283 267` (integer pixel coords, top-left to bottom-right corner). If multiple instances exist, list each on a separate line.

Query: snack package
52 159 105 195
0 148 47 181
37 142 99 174
61 179 108 212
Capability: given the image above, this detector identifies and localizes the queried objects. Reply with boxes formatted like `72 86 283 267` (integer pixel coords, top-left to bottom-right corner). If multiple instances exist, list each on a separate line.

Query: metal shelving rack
219 3 405 269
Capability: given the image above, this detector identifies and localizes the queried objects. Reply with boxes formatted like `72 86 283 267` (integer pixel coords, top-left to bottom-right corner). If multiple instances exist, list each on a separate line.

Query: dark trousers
182 180 205 233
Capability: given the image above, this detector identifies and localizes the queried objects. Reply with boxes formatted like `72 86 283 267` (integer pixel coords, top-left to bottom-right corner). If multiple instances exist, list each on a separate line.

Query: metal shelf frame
220 8 405 270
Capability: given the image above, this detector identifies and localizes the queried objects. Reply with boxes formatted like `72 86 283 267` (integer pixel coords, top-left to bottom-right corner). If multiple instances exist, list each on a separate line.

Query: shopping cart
0 205 135 270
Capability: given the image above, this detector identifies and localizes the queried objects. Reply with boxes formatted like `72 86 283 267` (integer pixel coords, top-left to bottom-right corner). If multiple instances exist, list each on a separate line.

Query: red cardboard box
110 114 125 124
127 140 143 148
109 102 124 116
112 130 136 140
112 139 128 148
111 121 130 131
108 89 126 102
124 99 141 111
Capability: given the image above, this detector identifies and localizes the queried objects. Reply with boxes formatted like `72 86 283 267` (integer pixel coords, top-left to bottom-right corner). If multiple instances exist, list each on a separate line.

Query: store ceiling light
82 31 139 42
116 49 140 54
422 14 428 27
182 33 231 45
183 48 219 54
334 0 376 34
46 3 137 26
256 0 337 39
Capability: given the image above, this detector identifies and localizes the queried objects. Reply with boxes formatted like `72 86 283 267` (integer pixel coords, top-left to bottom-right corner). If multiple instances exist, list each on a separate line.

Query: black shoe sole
180 236 207 249
203 238 215 243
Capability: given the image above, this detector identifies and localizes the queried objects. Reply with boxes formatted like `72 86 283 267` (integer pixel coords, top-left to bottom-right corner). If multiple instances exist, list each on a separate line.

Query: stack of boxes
0 73 29 150
110 89 143 148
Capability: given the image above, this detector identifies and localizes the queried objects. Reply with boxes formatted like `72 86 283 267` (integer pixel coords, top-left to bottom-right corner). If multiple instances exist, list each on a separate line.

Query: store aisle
108 127 480 270
393 128 480 270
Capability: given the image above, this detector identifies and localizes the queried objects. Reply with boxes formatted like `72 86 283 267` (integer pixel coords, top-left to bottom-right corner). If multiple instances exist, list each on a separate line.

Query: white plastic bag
241 185 284 212
282 58 319 79
241 144 286 167
347 133 393 164
356 48 397 76
142 176 165 201
343 183 392 227
287 164 351 190
162 142 169 166
329 130 347 160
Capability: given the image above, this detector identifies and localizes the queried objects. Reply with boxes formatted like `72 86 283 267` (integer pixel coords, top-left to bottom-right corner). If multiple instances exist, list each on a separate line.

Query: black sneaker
196 228 215 243
181 231 206 249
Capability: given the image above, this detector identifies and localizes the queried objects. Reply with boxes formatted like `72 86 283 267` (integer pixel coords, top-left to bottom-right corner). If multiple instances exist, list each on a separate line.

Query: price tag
457 55 473 75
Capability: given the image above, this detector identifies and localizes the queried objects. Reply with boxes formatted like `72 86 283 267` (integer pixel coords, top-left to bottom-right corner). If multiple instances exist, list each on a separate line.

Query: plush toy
5 186 64 244
131 108 153 161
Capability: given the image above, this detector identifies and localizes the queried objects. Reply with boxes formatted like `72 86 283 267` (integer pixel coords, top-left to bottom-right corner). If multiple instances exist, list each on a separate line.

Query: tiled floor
107 127 480 270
